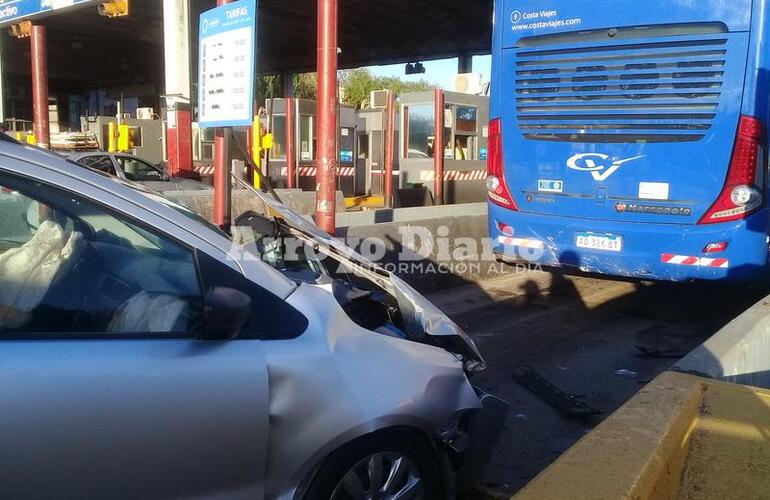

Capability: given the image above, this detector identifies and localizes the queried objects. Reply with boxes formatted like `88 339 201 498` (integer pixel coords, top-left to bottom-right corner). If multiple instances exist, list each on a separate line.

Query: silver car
0 136 505 500
68 151 212 192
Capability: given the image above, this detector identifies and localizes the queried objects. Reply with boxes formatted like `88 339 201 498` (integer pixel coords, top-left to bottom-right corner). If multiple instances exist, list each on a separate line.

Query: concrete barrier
514 371 770 500
674 295 770 389
337 209 521 293
334 203 488 228
165 189 345 220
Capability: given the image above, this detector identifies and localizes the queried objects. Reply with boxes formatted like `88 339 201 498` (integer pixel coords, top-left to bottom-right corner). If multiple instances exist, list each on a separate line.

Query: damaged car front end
231 180 508 498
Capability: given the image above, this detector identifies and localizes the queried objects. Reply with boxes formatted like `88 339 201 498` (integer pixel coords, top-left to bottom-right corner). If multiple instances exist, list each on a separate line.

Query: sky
367 55 492 91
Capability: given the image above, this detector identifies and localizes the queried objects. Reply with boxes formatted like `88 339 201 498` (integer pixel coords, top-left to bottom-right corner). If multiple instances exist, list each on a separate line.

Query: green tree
294 73 318 100
340 68 435 109
255 69 433 108
255 75 282 104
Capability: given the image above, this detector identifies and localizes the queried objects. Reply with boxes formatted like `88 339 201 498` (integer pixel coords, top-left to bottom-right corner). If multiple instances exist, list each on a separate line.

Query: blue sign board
479 147 488 161
340 150 353 163
198 0 257 128
0 0 95 27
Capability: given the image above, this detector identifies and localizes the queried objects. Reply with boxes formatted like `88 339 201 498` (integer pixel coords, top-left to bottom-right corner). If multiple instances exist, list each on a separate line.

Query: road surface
428 269 766 495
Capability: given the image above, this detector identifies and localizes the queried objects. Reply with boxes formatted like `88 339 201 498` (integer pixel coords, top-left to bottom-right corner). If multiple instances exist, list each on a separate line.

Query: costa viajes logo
567 153 646 181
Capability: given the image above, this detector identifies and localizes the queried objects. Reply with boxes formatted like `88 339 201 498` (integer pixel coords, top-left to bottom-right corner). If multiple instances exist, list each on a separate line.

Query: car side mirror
203 287 252 340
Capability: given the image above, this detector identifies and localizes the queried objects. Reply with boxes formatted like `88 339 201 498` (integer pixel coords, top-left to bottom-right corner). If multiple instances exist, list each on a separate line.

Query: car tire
304 429 449 500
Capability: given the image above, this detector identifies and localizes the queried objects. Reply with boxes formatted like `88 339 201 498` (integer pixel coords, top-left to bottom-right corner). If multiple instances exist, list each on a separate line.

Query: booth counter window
403 103 479 161
403 104 434 160
450 105 478 161
271 115 287 160
299 115 316 162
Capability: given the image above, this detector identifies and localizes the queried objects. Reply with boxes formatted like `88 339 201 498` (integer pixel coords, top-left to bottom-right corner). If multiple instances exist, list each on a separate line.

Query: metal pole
0 37 5 125
286 97 297 188
162 0 193 177
433 88 444 205
31 25 50 149
384 91 395 208
213 0 233 230
315 0 338 235
213 127 231 230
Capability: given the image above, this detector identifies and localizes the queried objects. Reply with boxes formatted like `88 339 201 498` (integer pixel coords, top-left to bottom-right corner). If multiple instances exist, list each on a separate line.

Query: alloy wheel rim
330 452 424 500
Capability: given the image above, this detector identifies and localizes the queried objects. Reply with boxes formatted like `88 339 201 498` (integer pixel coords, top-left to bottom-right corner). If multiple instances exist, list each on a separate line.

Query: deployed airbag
0 221 83 330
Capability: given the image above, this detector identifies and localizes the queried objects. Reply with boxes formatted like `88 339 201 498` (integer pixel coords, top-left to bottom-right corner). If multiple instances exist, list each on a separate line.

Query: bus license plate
576 232 623 252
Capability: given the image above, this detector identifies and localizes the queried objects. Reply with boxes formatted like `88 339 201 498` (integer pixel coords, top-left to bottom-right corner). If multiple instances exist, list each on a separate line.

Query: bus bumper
488 205 770 282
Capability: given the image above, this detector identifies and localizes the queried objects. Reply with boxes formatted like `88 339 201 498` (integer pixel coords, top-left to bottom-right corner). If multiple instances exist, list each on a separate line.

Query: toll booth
400 91 489 205
80 115 165 164
355 108 400 197
265 98 358 197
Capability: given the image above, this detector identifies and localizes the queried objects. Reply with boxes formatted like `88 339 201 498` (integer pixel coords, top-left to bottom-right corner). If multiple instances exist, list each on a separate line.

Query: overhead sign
0 0 96 27
197 0 257 128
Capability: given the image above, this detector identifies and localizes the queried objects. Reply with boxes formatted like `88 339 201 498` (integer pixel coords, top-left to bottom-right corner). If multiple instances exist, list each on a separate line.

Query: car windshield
139 190 231 239
117 156 166 182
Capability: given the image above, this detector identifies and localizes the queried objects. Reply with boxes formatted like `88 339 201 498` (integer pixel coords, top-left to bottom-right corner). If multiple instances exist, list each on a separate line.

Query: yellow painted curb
513 372 770 500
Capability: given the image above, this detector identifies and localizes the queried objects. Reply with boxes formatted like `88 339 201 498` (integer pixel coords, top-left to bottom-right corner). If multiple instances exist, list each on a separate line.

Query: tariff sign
198 0 257 128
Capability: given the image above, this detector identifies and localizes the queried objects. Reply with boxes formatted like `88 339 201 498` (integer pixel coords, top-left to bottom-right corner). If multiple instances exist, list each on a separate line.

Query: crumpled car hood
243 182 486 372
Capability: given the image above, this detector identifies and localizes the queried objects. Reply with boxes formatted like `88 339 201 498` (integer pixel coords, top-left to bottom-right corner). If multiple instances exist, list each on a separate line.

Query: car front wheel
305 430 448 500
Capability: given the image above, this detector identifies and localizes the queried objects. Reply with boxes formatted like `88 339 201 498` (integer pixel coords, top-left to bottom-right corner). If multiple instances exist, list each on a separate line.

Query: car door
0 171 271 499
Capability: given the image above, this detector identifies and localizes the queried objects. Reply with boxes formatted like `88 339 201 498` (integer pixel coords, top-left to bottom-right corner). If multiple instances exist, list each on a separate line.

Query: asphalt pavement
428 269 767 496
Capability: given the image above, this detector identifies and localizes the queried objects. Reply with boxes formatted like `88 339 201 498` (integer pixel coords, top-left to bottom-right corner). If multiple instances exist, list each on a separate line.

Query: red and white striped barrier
370 170 401 176
420 170 487 182
661 254 729 268
196 165 215 176
279 167 355 177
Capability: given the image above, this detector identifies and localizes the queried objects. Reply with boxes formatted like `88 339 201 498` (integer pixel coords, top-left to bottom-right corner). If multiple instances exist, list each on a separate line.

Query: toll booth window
271 116 287 160
404 104 435 160
130 127 143 148
453 106 478 161
299 115 315 162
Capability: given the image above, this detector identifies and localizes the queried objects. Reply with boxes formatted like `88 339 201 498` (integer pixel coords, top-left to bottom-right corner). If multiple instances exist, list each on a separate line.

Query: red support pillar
213 128 231 230
384 91 395 208
285 97 297 188
315 0 338 235
31 25 50 149
433 88 445 205
213 0 233 230
166 104 193 177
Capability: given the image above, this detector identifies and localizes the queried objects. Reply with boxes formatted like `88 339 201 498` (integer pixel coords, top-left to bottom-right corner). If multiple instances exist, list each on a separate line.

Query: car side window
117 156 166 182
196 251 309 340
0 174 202 336
78 155 116 176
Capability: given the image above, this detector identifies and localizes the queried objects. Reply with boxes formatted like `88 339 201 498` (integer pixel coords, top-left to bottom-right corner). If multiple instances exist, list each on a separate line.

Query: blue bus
488 1 770 281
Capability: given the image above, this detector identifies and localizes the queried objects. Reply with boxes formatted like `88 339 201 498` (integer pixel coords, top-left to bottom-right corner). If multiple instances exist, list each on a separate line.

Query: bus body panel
490 0 770 281
501 0 752 46
490 204 770 282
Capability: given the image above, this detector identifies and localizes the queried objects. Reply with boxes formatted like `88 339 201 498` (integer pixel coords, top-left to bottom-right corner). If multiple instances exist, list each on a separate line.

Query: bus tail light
700 115 766 224
487 118 518 210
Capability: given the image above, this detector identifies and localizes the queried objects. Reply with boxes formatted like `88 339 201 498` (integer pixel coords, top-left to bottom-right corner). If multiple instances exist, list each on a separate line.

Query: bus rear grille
514 35 727 143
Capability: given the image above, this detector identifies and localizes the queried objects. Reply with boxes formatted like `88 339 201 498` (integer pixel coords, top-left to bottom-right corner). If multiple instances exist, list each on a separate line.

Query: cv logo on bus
567 153 646 181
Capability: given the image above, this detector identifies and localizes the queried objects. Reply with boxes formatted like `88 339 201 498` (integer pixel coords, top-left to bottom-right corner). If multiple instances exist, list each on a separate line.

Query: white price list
199 26 253 126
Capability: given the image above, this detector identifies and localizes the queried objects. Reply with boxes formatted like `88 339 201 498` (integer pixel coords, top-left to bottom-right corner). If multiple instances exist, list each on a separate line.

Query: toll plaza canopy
2 0 493 102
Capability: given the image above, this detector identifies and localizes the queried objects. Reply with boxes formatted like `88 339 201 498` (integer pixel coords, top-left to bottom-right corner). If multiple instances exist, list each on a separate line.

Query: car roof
0 139 297 298
67 151 112 159
0 140 205 240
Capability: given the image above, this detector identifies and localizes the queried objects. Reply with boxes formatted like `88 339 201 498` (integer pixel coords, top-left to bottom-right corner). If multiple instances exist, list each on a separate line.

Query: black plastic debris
512 364 602 417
